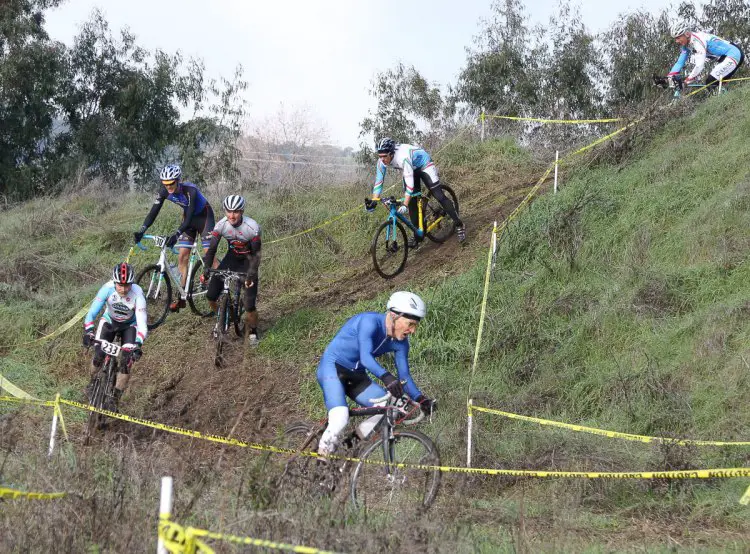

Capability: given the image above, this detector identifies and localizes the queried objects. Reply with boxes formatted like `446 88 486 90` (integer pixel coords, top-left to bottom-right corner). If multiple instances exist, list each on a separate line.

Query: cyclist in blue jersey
82 262 148 412
364 138 465 245
668 21 744 92
316 291 436 456
133 164 217 312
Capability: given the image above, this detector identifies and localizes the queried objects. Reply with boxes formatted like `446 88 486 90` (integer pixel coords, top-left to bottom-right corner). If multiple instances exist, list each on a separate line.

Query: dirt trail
107 174 539 447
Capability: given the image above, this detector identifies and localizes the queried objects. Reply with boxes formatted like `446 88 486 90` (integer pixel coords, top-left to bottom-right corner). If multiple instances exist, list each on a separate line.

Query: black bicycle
206 269 246 367
85 338 128 443
270 394 441 512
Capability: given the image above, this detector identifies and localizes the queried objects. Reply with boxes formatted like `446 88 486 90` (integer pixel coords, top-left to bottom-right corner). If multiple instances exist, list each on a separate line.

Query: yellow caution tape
0 396 54 407
266 204 364 246
0 486 66 500
471 405 750 446
741 484 750 505
483 114 622 124
0 305 88 349
55 399 750 479
0 377 39 400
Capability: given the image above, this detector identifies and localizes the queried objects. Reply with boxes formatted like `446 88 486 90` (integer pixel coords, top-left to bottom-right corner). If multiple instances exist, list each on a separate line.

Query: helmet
223 194 246 211
376 137 396 155
112 262 135 285
160 164 182 183
387 291 426 320
670 21 691 38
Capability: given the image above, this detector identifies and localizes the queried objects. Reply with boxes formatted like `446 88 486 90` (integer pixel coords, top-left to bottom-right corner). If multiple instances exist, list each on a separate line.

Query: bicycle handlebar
137 234 178 254
359 393 425 425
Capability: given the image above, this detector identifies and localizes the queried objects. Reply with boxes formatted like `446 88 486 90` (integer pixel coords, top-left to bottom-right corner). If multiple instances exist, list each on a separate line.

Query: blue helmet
376 137 396 154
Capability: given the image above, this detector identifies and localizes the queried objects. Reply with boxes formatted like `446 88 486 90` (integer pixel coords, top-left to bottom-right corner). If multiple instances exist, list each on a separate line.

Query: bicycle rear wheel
371 220 409 279
187 260 212 317
214 294 230 367
424 184 458 243
136 264 171 329
350 429 441 512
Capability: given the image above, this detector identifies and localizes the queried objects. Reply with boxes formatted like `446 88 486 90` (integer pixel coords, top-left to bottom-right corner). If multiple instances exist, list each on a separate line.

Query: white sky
45 0 679 148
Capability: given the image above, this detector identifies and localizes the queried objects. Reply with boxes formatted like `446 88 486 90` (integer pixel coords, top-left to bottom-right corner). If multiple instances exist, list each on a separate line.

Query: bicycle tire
135 264 172 330
214 294 230 367
424 184 459 243
232 281 245 338
85 370 105 443
350 428 441 512
187 259 212 317
371 219 409 279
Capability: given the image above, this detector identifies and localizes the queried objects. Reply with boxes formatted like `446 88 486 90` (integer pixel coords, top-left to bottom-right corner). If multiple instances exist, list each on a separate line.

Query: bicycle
652 74 727 98
134 234 212 329
205 268 247 368
370 185 459 279
269 394 441 512
84 338 129 444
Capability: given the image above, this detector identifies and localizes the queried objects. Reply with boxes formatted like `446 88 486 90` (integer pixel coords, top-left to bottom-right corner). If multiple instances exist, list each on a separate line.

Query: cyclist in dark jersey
133 164 216 312
202 195 262 346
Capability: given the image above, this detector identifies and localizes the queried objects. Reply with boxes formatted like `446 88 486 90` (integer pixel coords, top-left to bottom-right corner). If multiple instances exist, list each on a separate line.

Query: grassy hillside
2 90 750 551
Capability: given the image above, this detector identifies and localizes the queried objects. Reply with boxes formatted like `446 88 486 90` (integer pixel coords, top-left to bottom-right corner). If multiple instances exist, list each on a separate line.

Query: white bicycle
134 234 212 329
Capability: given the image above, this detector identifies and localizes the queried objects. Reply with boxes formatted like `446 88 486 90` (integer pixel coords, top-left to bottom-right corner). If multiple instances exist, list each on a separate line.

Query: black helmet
376 137 396 154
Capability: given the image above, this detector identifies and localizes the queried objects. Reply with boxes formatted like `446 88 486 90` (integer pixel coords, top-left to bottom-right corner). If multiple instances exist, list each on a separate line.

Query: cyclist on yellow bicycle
364 138 465 246
316 291 436 456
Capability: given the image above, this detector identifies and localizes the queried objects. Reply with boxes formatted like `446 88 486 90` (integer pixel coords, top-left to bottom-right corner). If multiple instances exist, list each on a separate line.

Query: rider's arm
202 230 222 269
687 39 708 81
372 160 387 200
177 186 200 233
669 48 690 75
84 283 112 331
140 188 168 230
393 341 423 400
357 318 391 379
134 291 148 345
245 236 261 283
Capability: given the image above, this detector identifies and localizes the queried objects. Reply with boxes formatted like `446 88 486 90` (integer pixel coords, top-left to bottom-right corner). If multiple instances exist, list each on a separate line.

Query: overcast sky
45 0 680 148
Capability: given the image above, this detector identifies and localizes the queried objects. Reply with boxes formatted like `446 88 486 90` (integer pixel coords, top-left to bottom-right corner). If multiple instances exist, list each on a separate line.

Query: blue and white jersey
372 144 435 199
670 31 742 81
321 312 422 399
84 281 148 344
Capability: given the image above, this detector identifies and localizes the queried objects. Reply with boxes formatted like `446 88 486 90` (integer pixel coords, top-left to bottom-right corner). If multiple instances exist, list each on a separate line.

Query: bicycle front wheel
187 260 212 317
214 294 230 367
371 220 408 279
424 184 458 243
350 429 441 512
136 264 172 329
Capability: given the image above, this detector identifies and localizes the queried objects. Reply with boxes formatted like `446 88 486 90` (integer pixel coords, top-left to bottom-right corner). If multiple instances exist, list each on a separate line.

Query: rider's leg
243 280 259 341
113 327 138 409
707 55 740 92
317 358 351 456
90 320 114 377
352 380 389 439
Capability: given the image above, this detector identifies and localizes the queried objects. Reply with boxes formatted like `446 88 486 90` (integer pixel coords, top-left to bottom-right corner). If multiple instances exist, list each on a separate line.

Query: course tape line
0 305 88 350
483 114 622 124
0 486 66 500
471 405 750 447
159 520 339 554
45 399 750 479
0 376 39 400
0 395 53 407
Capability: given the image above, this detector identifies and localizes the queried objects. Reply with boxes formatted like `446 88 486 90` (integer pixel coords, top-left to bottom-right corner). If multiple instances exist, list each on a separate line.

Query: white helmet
160 164 182 182
223 194 245 211
670 21 691 38
387 291 426 320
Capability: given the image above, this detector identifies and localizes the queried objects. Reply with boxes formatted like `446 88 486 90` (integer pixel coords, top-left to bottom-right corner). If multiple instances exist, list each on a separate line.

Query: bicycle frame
380 194 445 242
207 269 244 330
139 234 204 301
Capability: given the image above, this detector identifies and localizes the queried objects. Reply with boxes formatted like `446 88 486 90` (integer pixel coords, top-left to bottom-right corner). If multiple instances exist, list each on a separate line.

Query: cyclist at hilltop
316 291 436 456
202 195 262 346
365 138 465 246
133 164 216 312
668 22 744 92
82 262 147 412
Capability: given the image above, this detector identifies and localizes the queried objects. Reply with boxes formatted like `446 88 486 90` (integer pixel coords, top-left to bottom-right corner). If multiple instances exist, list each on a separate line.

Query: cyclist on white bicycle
82 262 148 411
668 21 744 92
133 164 217 312
364 138 465 246
316 291 436 456
202 195 262 346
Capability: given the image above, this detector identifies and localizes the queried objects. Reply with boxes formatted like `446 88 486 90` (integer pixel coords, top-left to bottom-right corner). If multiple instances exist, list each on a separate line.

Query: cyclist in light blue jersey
364 138 465 245
668 21 744 92
316 291 436 456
